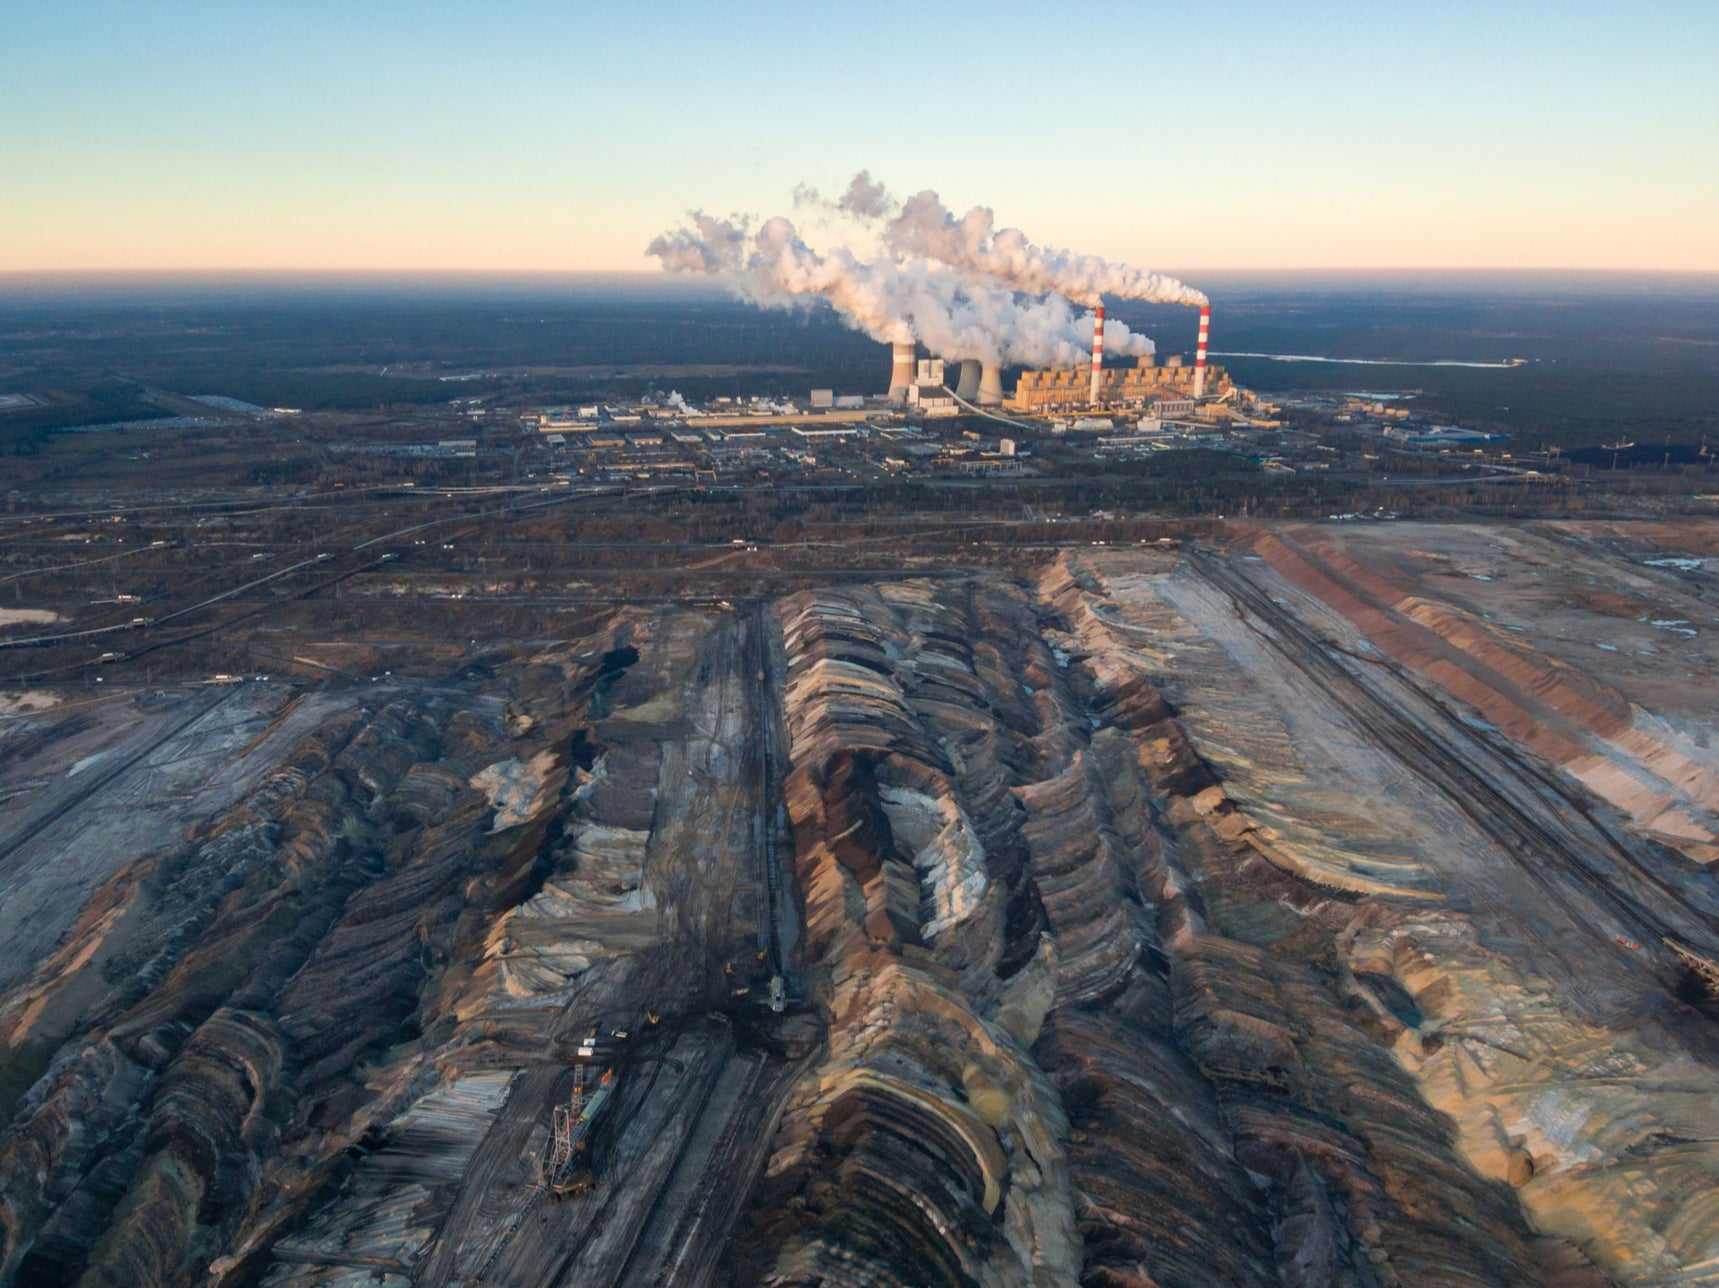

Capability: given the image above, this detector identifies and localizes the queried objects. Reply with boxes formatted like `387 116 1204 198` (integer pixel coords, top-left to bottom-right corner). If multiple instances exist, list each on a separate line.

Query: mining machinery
539 1062 615 1198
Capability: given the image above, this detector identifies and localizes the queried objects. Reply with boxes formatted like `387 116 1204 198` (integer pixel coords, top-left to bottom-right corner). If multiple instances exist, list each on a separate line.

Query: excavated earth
2 519 1718 1287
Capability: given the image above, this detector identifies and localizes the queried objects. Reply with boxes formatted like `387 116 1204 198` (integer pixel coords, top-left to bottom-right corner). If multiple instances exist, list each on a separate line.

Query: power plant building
907 384 958 416
1005 354 1230 414
880 302 1221 413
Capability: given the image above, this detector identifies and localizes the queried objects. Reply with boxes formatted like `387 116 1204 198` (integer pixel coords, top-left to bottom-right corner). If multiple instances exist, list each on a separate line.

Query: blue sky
4 0 1716 270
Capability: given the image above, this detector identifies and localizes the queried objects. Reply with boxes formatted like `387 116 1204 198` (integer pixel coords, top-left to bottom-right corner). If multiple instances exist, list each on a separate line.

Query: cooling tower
889 341 917 404
978 363 1004 407
954 359 981 401
1193 306 1210 399
1089 304 1106 406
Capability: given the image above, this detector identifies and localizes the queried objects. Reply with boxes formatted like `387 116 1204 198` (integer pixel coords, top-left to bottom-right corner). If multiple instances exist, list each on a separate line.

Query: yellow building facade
1005 356 1230 413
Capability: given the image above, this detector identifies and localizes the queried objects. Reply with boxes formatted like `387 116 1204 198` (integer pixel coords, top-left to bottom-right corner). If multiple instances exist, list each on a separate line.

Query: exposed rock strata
1244 524 1719 869
0 643 633 1286
1058 547 1719 1286
728 573 1596 1287
2 540 1712 1286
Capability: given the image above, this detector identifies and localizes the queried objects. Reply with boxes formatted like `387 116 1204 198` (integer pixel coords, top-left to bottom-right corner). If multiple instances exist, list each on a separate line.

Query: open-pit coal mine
4 516 1719 1288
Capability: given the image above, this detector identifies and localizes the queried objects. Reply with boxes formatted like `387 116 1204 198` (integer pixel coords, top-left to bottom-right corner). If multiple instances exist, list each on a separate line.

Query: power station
886 302 1223 414
651 173 1222 418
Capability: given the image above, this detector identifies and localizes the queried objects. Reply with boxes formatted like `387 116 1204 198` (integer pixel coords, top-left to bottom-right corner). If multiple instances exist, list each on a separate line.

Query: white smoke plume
648 211 1110 367
862 178 1207 308
646 179 1194 375
1089 313 1155 359
836 170 895 219
646 211 752 275
790 169 897 220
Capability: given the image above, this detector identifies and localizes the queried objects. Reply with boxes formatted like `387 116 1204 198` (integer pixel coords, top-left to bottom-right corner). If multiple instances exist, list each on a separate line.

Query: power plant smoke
648 211 1151 369
647 174 1193 379
870 182 1208 309
837 170 894 219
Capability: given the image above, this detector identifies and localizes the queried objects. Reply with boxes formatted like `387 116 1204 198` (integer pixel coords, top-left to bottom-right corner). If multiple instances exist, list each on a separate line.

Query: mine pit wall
0 686 351 1001
1039 557 1608 1288
243 608 787 1287
2 551 1709 1286
0 635 637 1287
1163 532 1719 1281
1239 523 1719 870
742 584 1086 1286
0 699 442 1285
718 572 1572 1288
1061 548 1719 1287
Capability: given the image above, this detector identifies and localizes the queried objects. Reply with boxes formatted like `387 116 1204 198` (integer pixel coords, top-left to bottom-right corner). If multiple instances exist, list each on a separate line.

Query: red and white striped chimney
1193 304 1210 399
1089 304 1106 405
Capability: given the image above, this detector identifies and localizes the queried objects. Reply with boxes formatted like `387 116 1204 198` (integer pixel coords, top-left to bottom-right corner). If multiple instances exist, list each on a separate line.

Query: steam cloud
836 170 895 220
647 173 1197 371
876 188 1207 309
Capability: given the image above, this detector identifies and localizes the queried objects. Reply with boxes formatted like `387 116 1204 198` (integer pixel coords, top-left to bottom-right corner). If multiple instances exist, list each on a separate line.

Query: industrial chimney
1089 304 1106 406
954 359 981 401
889 341 917 404
978 363 1004 407
1193 306 1210 399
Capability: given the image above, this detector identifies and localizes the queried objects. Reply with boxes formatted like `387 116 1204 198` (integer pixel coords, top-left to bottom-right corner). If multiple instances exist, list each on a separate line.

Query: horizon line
5 266 1719 280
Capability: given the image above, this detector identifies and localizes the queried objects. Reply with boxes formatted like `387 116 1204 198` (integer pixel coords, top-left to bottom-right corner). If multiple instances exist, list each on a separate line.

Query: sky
3 0 1716 274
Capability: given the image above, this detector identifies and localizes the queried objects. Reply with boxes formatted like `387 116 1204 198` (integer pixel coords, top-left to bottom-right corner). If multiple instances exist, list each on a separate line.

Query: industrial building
1024 300 1216 411
888 301 1220 414
1005 355 1231 413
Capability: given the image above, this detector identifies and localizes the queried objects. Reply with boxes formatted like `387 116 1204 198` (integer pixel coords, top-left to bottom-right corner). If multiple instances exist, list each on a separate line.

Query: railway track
562 607 798 1285
1188 548 1719 982
467 1025 720 1287
417 604 801 1286
0 683 239 879
601 1022 738 1287
0 485 636 681
617 1053 766 1288
751 601 784 975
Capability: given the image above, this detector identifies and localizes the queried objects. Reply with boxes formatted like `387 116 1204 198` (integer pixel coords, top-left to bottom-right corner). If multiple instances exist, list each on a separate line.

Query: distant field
310 362 810 380
1 272 1715 450
1110 274 1719 448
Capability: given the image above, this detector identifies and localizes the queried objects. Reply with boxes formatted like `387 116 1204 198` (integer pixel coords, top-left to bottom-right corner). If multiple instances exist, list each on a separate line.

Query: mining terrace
2 486 1719 1287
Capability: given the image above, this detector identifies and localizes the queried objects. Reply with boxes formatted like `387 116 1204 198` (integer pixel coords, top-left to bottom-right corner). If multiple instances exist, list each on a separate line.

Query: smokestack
1193 305 1210 399
889 341 916 404
955 359 981 401
978 363 1004 407
1089 304 1105 406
